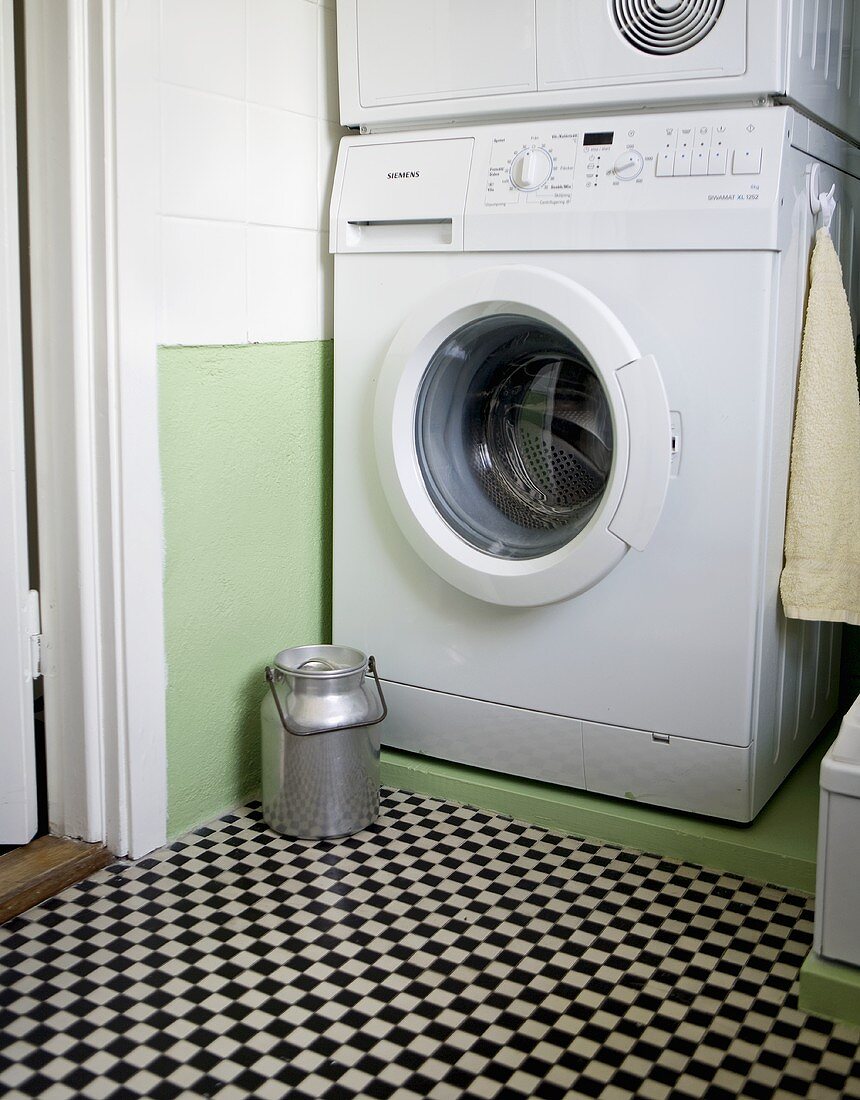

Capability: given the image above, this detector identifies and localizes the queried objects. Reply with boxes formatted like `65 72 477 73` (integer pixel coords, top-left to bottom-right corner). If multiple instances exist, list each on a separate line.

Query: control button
673 128 693 177
656 151 674 176
613 149 644 181
509 147 553 191
691 129 710 176
656 131 677 177
708 146 728 175
691 148 709 176
673 148 692 176
732 147 763 175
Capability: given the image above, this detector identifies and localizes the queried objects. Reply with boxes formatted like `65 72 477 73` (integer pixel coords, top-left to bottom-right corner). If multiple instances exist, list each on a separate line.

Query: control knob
510 147 553 191
613 150 644 181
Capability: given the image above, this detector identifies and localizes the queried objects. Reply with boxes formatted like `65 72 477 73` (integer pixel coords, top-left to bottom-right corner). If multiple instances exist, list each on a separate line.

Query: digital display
583 132 614 146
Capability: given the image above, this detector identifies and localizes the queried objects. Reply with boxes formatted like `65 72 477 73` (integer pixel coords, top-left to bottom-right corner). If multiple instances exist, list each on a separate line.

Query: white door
374 265 671 606
0 0 38 844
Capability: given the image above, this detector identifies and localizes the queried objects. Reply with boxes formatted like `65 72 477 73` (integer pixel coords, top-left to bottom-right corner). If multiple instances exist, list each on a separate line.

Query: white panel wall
158 0 344 345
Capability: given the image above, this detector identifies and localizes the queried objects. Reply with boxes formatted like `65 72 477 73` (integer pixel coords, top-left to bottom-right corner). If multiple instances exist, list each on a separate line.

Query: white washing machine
338 0 860 143
331 106 860 821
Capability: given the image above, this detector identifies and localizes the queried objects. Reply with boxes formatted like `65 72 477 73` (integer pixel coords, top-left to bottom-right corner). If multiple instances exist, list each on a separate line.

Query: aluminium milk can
261 644 387 839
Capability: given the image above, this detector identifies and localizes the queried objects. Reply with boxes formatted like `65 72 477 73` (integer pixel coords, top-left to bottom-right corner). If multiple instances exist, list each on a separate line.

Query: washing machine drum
416 314 614 561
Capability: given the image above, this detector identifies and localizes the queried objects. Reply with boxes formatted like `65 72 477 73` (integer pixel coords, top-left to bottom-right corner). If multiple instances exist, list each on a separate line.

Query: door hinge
26 589 42 680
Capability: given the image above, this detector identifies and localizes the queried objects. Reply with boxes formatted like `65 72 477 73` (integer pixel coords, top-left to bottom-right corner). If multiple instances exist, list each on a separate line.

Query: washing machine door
374 266 671 606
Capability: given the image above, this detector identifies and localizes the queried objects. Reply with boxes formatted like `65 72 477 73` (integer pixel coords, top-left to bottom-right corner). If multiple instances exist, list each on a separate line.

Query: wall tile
158 0 335 348
160 218 247 345
160 0 246 99
318 6 339 123
248 105 317 230
247 226 320 343
247 0 317 116
161 85 246 221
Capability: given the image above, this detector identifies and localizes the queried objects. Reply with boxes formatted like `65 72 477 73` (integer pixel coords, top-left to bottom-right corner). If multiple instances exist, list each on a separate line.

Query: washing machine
331 105 860 821
338 0 860 143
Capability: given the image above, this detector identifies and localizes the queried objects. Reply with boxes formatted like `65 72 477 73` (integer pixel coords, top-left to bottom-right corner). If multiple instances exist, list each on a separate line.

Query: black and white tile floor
0 789 858 1099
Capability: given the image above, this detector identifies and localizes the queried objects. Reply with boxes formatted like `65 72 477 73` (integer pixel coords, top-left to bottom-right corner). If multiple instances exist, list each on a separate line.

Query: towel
780 226 860 625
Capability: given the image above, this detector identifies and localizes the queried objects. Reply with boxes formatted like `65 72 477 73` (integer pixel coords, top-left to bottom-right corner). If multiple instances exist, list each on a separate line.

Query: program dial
510 147 553 191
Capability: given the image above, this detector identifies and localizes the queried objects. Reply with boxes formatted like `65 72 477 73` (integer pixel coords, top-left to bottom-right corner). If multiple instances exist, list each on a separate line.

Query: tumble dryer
338 0 860 142
330 106 860 821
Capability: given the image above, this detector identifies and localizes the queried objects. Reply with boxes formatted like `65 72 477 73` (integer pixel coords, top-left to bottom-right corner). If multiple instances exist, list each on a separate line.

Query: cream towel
780 226 860 625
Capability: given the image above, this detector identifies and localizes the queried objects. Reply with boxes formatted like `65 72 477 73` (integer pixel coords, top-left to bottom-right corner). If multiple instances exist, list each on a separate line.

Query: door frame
24 0 165 858
0 0 37 844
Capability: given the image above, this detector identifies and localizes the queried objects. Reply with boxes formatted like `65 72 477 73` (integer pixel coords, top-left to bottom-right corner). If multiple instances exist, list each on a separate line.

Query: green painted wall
159 341 333 837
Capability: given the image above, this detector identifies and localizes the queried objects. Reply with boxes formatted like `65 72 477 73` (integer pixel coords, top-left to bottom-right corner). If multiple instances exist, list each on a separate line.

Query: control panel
332 106 791 254
486 130 578 206
482 109 777 209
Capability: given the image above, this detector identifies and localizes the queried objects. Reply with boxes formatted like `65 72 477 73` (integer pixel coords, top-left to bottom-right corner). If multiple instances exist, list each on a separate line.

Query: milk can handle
264 655 388 738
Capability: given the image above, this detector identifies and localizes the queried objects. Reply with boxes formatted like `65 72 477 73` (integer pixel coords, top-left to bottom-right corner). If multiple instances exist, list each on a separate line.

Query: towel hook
808 163 837 231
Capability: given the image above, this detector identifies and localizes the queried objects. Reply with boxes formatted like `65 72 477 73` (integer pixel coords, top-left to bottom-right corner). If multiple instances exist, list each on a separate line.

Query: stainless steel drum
415 312 614 561
261 645 387 839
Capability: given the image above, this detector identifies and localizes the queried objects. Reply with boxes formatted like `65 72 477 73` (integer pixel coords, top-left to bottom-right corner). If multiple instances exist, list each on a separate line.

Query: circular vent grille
613 0 725 55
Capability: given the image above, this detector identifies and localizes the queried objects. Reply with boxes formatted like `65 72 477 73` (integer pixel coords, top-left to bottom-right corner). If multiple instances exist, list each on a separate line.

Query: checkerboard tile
0 789 858 1099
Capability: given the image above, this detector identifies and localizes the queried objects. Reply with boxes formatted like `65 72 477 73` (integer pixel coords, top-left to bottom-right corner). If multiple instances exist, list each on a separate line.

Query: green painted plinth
800 952 860 1027
381 720 838 893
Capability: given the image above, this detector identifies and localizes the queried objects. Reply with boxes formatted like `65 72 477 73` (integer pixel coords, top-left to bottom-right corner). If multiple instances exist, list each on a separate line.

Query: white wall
157 0 343 346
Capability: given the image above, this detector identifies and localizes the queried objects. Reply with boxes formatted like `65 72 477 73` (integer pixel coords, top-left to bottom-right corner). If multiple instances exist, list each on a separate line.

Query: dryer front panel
374 265 671 606
337 1 818 135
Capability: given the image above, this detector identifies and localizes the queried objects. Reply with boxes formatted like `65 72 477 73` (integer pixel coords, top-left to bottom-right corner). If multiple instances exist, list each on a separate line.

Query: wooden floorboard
0 836 113 925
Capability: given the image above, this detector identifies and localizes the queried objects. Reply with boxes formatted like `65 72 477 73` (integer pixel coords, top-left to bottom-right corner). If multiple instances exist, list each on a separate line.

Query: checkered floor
0 790 859 1099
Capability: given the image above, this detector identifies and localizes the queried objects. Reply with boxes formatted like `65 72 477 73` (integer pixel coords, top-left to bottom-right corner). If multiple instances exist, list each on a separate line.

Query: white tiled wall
158 0 344 346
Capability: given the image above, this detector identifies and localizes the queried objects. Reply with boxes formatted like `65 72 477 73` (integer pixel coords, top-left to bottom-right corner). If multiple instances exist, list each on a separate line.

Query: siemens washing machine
330 106 860 821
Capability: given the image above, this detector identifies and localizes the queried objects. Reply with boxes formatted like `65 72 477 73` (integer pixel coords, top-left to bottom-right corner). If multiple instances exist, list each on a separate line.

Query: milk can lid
274 644 367 678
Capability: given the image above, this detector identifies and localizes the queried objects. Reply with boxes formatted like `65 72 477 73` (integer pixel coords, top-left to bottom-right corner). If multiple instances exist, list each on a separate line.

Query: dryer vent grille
613 0 725 55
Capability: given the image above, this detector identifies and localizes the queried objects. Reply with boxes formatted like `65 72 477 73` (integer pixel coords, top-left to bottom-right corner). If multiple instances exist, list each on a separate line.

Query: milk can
261 644 387 839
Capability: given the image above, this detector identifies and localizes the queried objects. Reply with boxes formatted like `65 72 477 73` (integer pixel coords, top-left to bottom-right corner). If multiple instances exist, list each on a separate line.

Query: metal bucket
261 645 387 839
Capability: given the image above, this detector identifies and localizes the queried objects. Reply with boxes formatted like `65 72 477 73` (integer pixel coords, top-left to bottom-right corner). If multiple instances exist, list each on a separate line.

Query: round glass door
415 313 614 560
374 265 670 606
